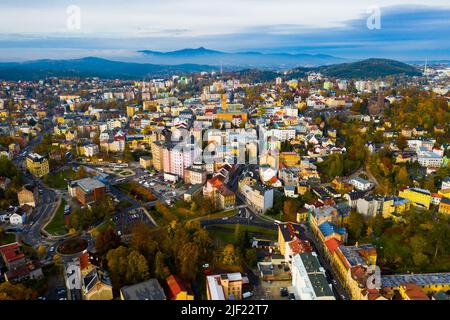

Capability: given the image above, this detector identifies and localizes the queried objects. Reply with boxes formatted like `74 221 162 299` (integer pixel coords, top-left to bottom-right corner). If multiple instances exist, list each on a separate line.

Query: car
222 217 229 221
288 293 296 300
280 288 289 297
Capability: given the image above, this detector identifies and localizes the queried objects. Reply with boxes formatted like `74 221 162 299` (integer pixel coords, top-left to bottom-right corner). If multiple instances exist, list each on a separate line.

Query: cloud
0 2 448 60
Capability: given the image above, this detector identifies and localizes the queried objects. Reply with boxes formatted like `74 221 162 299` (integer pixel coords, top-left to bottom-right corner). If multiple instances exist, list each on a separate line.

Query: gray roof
120 279 166 300
382 273 450 288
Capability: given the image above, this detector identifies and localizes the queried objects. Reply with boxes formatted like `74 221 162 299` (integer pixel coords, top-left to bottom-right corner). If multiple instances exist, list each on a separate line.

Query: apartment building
398 188 431 210
238 177 274 214
26 153 49 178
206 273 247 300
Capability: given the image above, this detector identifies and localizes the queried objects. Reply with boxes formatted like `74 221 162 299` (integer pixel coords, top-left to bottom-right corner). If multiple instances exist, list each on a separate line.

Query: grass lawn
196 209 237 221
207 224 277 246
0 232 16 245
44 168 75 189
44 199 68 236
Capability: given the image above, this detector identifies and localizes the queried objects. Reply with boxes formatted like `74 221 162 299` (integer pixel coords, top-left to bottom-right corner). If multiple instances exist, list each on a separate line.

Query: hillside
315 58 421 78
0 57 217 81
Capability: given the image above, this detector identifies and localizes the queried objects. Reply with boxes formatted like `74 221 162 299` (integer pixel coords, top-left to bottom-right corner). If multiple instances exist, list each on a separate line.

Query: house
17 186 38 208
0 242 43 284
120 279 166 300
349 177 373 191
284 185 298 198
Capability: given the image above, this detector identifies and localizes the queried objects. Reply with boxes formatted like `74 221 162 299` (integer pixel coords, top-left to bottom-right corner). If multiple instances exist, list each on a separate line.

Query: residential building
238 177 274 214
17 186 38 208
291 253 335 300
439 197 450 215
349 177 373 191
184 166 207 185
140 156 152 169
399 188 431 210
206 273 247 300
26 153 49 178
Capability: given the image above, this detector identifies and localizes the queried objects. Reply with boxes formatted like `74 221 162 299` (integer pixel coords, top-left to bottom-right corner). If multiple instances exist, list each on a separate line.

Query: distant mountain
315 58 421 78
0 56 422 81
138 47 347 69
0 57 216 81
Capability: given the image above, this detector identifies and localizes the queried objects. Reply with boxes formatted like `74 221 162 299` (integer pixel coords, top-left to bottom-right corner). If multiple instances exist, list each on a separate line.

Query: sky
0 0 449 61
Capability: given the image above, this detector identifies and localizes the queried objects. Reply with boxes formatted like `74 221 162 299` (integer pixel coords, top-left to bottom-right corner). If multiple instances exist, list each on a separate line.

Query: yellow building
150 141 164 171
139 156 152 169
438 198 450 215
26 153 49 178
398 188 431 210
279 152 301 167
126 105 136 118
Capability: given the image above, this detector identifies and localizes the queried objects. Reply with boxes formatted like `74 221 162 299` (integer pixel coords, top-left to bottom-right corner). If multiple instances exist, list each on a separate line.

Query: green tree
347 211 365 242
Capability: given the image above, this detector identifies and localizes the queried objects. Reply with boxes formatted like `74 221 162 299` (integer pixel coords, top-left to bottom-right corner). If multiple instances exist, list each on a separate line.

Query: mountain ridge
0 57 422 81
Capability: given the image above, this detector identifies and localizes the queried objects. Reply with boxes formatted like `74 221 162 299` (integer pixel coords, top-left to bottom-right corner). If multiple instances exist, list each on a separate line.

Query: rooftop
120 279 166 300
382 273 450 288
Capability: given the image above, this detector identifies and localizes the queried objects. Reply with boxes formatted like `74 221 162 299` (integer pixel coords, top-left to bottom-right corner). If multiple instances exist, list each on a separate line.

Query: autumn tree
95 227 122 257
154 251 170 281
106 246 150 289
0 282 37 300
221 244 239 266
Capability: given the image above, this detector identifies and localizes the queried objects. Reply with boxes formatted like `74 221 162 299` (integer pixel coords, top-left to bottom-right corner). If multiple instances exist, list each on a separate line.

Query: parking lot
134 172 188 205
252 279 294 300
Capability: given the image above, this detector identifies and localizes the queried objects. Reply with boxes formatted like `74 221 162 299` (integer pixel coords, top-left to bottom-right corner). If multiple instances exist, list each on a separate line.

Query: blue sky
0 1 448 61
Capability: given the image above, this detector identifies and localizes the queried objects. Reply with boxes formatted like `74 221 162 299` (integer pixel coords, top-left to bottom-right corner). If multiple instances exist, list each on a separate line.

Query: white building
291 253 335 300
349 177 374 191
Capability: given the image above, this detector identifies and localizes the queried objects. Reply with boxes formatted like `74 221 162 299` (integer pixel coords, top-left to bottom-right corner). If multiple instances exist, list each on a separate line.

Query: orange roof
288 238 313 254
166 275 190 300
401 283 429 300
325 238 341 253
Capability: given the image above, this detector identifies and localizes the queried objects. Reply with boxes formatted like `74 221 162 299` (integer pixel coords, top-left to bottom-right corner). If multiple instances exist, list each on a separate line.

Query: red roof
166 275 190 300
0 242 25 263
325 238 341 253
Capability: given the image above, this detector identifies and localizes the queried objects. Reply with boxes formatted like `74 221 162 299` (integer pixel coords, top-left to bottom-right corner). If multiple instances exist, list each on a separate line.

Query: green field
207 224 277 246
44 199 68 236
44 168 75 189
0 232 16 245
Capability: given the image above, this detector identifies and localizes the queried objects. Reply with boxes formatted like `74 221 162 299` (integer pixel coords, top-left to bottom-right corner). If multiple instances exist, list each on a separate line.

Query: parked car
280 288 289 297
